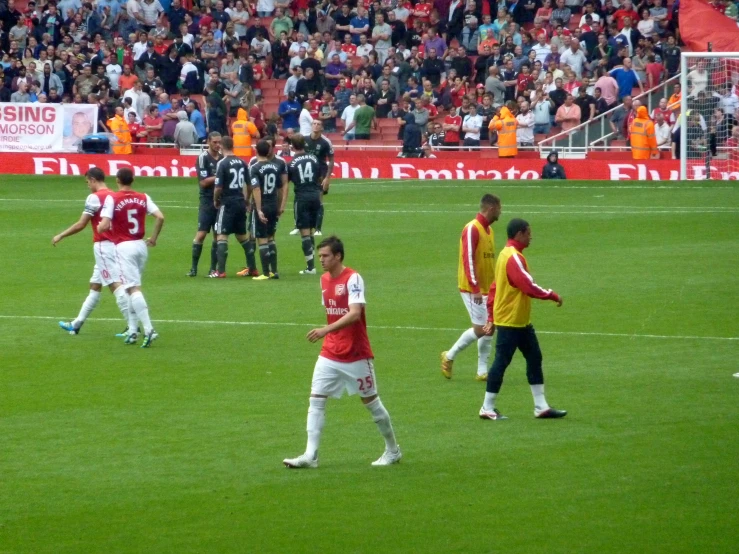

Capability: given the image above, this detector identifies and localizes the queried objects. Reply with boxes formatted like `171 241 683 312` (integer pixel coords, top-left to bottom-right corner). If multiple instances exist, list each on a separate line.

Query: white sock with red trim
72 290 100 328
477 335 492 376
305 397 326 459
447 328 478 360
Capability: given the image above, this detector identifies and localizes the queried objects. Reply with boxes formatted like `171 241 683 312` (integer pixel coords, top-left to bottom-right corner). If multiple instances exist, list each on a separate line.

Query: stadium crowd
0 0 736 157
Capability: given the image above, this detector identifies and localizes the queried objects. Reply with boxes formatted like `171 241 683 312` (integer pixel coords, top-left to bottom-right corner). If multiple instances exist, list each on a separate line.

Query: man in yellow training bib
441 194 501 381
479 218 567 420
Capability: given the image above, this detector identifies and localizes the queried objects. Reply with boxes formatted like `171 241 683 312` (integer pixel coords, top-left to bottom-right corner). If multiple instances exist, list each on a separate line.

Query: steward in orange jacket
629 106 658 160
491 105 518 158
231 110 260 158
107 108 133 155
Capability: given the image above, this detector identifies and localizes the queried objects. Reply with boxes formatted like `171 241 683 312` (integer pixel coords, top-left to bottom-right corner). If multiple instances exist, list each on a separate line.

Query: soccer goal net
679 52 739 180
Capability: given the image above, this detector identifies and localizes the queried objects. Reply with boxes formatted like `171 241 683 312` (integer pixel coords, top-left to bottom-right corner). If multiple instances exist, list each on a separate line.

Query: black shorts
198 202 217 232
215 201 247 236
295 197 321 230
252 205 279 238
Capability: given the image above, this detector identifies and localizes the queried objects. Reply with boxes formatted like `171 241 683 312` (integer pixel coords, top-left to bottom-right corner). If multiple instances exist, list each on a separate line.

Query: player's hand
483 322 495 336
555 296 563 307
52 235 62 246
472 292 483 305
246 203 253 213
307 327 328 342
277 206 285 216
322 178 330 193
258 210 268 223
146 237 157 247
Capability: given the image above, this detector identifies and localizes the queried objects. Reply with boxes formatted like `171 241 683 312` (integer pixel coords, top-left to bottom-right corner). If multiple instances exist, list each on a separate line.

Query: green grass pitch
1 176 738 554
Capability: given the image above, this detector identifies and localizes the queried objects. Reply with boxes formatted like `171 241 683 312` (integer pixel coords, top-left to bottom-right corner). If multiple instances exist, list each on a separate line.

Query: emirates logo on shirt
335 284 346 296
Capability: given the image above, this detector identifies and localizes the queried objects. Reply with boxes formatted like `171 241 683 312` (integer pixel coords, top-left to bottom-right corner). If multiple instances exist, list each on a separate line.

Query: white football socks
113 286 129 322
447 328 478 360
365 397 398 452
305 397 326 459
129 291 153 335
72 290 100 328
483 392 497 412
530 384 550 412
477 335 492 376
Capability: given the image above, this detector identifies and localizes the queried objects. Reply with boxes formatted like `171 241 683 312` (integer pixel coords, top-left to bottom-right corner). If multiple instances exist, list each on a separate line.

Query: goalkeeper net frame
679 52 739 180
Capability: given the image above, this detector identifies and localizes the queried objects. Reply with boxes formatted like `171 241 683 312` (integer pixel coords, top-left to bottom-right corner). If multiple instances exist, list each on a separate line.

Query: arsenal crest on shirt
335 284 346 295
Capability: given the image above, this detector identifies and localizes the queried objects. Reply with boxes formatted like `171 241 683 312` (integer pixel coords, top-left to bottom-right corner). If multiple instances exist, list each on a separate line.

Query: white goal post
679 52 739 180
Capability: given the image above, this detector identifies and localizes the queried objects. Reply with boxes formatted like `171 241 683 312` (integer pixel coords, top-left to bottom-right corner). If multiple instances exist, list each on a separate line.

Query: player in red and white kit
283 236 401 469
52 168 131 334
98 168 165 348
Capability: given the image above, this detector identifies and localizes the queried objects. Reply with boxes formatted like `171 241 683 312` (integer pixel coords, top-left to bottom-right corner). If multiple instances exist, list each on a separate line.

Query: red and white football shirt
101 190 159 244
320 267 374 363
84 189 115 243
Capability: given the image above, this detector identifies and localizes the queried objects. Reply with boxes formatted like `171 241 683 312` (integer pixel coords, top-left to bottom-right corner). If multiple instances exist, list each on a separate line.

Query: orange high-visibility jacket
630 106 658 160
491 106 518 157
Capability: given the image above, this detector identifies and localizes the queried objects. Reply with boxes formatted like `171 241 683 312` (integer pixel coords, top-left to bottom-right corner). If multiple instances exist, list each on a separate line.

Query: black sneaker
535 407 567 419
186 269 197 277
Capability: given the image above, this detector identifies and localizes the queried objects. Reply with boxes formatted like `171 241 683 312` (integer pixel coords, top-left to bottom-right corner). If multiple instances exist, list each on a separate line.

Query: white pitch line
335 182 737 190
0 315 736 342
0 199 735 215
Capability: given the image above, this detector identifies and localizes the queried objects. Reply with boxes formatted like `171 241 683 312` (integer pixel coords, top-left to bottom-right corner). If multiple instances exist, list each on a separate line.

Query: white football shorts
460 292 488 326
311 356 378 399
115 239 148 288
90 241 121 286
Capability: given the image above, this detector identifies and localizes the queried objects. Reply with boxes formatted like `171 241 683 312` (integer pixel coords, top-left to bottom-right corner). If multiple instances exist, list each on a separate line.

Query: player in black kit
250 139 288 280
288 135 322 275
187 132 222 277
304 120 334 235
211 136 252 278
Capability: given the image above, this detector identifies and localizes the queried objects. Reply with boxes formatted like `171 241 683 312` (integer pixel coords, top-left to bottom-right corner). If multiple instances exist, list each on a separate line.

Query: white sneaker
289 228 300 236
734 372 739 378
371 446 402 466
283 453 318 468
313 230 323 236
299 268 317 275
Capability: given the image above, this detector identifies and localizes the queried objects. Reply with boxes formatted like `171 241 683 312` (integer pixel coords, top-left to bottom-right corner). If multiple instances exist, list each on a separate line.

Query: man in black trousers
479 218 567 420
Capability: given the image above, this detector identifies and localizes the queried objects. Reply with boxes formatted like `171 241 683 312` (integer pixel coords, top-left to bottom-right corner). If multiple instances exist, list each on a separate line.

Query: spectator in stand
485 66 506 108
687 63 709 98
186 101 207 143
421 48 445 88
551 0 572 28
609 94 632 139
375 80 395 118
174 110 199 149
662 35 681 79
532 87 554 134
319 92 338 132
462 104 483 150
575 85 596 123
279 91 301 130
654 112 672 151
613 0 638 30
341 93 359 140
609 58 642 101
555 94 581 133
644 55 665 91
516 100 535 147
560 41 587 79
350 6 370 45
443 105 462 150
351 94 375 140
